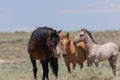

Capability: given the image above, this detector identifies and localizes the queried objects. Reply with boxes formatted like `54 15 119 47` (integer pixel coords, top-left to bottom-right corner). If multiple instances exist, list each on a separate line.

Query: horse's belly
64 56 75 63
30 52 47 61
98 54 111 62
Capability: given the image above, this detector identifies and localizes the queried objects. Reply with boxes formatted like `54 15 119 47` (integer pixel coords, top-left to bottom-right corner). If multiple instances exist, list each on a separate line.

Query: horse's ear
57 30 62 33
66 32 69 37
81 27 86 31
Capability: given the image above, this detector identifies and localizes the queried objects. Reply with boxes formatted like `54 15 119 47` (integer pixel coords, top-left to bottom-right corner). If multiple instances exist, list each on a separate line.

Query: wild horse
73 28 119 76
60 33 86 73
28 27 61 80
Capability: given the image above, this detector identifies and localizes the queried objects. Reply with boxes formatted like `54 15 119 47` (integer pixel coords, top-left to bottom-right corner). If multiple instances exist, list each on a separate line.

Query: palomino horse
60 33 86 73
28 27 61 80
73 28 119 76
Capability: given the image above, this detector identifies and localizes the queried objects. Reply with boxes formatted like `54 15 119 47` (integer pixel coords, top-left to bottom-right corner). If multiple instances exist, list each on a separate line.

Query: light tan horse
60 33 86 73
73 28 119 76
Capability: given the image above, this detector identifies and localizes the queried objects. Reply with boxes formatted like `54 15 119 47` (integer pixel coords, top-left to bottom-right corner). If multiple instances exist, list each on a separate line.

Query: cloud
59 0 120 14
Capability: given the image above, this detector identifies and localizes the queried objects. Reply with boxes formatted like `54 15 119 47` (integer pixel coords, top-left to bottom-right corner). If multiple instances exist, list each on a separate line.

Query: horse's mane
81 29 97 44
32 26 57 41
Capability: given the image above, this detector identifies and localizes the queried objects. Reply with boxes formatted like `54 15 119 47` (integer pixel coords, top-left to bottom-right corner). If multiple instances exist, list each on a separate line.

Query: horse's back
97 42 119 61
101 42 119 52
28 27 50 52
30 27 53 43
106 42 119 55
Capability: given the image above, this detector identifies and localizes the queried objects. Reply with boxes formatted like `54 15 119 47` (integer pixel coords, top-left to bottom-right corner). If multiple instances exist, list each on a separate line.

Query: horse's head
60 33 70 56
73 28 87 44
47 30 62 57
73 28 95 44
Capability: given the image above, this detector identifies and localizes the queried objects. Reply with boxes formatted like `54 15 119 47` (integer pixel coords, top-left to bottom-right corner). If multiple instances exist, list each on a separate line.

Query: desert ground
0 30 120 80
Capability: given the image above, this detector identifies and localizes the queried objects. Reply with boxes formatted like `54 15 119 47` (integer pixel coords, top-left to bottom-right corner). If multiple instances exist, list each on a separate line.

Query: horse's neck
68 39 76 54
75 41 86 50
84 34 96 52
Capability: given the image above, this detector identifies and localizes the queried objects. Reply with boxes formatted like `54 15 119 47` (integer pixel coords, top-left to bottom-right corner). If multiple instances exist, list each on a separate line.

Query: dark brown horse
60 33 86 73
28 27 61 80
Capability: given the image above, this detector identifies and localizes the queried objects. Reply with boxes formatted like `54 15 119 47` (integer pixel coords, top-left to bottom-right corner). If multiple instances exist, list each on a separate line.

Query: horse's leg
108 56 117 76
95 59 99 68
87 61 90 66
65 61 71 73
73 63 76 70
40 60 49 80
87 58 93 67
78 63 83 69
30 56 37 80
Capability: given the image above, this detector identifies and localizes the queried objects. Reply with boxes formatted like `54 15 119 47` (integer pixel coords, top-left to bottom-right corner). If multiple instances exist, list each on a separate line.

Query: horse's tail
49 57 58 77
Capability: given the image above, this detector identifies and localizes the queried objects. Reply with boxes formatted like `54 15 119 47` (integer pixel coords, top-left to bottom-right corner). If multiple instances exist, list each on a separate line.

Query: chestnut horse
60 33 86 73
28 27 61 80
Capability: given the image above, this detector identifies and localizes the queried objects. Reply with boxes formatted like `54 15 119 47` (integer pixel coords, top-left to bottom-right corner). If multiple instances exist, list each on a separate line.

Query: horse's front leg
65 61 71 73
94 59 99 68
87 60 93 66
87 56 93 66
78 63 83 69
73 63 76 70
40 60 49 80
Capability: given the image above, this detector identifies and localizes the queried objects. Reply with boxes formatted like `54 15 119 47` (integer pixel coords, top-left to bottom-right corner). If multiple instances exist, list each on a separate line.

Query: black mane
28 26 60 53
81 28 97 44
32 27 55 41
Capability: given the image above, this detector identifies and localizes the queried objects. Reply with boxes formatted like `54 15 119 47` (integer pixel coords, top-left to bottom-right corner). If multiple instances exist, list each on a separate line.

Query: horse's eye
80 34 83 37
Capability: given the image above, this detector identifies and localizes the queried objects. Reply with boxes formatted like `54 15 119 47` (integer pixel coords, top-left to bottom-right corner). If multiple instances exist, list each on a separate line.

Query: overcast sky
0 0 120 32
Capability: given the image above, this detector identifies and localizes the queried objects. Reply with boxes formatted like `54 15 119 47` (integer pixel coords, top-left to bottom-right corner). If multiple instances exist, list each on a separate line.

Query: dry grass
0 30 120 80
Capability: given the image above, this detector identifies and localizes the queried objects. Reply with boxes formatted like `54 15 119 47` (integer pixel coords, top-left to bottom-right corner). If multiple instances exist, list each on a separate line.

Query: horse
60 32 86 73
73 28 119 76
28 27 62 80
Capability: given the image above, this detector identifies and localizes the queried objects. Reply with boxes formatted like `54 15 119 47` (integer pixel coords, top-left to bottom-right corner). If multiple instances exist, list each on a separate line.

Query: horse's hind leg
30 56 37 80
40 60 49 80
108 56 117 76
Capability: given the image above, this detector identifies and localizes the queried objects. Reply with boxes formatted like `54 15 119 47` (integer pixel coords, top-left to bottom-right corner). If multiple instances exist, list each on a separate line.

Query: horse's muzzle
52 48 62 58
73 40 78 44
